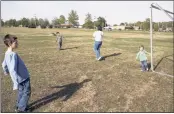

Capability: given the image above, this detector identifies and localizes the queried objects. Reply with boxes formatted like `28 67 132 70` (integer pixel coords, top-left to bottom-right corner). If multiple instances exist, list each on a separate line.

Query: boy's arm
9 53 19 90
93 32 95 38
144 50 151 55
2 60 9 75
136 52 139 60
101 31 104 36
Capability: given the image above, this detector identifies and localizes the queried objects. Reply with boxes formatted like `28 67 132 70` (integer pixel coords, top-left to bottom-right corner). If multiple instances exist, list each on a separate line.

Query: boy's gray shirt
56 35 63 43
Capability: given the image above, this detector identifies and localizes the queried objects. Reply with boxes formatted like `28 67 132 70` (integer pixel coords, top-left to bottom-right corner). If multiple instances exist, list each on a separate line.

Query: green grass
0 27 173 112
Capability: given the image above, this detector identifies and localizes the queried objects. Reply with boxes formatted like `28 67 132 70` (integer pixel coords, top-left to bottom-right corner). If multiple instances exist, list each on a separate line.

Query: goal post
150 3 174 77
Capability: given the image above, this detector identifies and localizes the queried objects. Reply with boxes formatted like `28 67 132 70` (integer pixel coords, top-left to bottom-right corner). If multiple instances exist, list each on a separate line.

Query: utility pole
94 16 96 29
34 14 36 27
105 16 107 27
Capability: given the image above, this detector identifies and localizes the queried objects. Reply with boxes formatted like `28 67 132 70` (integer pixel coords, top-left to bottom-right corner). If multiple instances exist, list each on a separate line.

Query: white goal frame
150 3 174 77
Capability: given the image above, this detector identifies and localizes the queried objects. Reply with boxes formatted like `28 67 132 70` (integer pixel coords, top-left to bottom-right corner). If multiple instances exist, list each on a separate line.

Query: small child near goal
136 45 150 71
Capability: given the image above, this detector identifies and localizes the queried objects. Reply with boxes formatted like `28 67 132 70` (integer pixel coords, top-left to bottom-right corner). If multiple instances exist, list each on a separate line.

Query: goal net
150 3 174 77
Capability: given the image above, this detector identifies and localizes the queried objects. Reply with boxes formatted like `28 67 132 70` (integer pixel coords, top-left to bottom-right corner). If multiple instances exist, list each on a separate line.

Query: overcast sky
1 1 173 25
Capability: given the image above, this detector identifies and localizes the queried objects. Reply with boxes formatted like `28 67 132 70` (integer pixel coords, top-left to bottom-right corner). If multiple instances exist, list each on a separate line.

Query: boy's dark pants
17 78 31 111
58 41 62 50
140 60 148 71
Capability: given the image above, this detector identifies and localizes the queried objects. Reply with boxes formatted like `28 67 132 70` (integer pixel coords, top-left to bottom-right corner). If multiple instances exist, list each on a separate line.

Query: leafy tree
1 19 4 26
68 10 79 26
28 18 36 28
83 13 94 29
52 17 60 27
59 15 66 24
120 23 125 26
153 22 159 31
83 21 94 29
142 18 150 31
95 17 106 27
85 13 92 23
21 18 30 27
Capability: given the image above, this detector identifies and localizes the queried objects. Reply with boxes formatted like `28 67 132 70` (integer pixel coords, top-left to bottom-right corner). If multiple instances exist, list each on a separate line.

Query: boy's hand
13 84 18 90
4 72 9 76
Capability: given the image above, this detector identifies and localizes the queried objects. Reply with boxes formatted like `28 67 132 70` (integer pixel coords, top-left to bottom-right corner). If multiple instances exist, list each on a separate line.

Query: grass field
0 27 173 112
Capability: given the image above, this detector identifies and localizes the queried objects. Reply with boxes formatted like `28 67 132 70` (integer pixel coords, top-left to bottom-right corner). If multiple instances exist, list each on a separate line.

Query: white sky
1 1 173 25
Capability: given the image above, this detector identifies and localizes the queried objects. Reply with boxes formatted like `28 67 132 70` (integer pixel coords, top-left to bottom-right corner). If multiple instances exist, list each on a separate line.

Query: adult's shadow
102 53 122 60
61 47 78 50
28 79 91 112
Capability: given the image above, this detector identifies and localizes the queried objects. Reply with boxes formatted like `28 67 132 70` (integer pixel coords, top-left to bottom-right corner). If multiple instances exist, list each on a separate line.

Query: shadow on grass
61 47 78 50
100 53 122 61
154 54 173 70
28 79 91 112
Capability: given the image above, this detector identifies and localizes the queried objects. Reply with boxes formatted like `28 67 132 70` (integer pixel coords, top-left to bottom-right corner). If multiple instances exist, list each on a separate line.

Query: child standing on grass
136 45 150 71
56 32 63 50
93 26 104 61
2 34 31 112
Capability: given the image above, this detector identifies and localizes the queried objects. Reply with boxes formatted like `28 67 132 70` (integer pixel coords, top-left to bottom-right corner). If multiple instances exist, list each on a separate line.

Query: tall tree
83 13 94 29
68 10 79 26
95 17 106 27
59 15 66 24
85 13 92 23
1 19 4 26
52 17 60 27
153 22 159 31
29 18 36 28
120 23 125 26
142 18 150 31
21 18 30 27
44 19 50 26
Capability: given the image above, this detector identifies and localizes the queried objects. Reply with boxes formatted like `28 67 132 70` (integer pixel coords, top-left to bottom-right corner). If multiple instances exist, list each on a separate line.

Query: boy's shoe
141 70 145 72
97 56 102 61
146 68 149 71
15 107 30 113
15 109 26 113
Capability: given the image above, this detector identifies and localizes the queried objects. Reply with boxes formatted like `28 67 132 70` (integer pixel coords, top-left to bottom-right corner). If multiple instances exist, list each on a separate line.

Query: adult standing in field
93 26 104 61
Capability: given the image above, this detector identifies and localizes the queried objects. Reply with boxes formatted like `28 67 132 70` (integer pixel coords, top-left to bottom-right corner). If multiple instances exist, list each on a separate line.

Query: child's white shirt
93 31 104 41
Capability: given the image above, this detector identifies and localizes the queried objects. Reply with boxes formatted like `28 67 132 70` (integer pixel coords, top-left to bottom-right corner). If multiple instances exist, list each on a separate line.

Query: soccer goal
150 3 174 77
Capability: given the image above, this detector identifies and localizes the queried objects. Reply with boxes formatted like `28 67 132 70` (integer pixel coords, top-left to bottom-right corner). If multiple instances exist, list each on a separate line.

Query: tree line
1 10 173 31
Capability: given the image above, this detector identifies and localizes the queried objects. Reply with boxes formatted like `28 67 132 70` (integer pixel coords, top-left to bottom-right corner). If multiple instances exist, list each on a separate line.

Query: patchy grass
0 27 173 112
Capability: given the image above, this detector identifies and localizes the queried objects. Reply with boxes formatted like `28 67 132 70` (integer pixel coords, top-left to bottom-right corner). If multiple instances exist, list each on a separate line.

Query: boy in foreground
2 34 31 112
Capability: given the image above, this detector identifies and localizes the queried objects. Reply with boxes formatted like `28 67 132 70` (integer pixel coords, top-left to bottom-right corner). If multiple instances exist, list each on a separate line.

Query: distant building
19 25 23 27
166 27 173 32
37 25 41 28
78 25 83 28
115 25 126 30
60 24 73 28
133 26 140 30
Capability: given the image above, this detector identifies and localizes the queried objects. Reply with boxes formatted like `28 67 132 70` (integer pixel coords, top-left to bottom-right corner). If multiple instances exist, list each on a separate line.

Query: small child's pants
140 60 148 71
58 42 62 50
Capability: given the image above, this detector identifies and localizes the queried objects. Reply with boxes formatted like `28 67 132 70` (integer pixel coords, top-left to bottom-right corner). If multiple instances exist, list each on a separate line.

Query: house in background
133 26 140 30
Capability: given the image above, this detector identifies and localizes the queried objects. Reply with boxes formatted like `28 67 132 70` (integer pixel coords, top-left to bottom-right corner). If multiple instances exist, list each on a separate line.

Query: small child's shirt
136 50 148 61
2 49 30 90
56 35 63 43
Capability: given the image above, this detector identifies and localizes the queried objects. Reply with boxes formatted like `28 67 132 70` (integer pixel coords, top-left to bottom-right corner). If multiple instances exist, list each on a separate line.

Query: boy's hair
3 34 18 47
56 32 60 34
97 26 102 31
139 45 144 49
